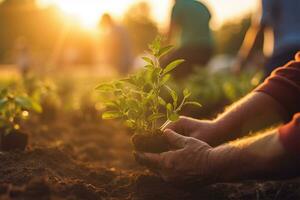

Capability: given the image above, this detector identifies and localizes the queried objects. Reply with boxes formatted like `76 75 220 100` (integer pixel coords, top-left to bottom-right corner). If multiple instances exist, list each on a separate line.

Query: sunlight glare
38 0 258 30
48 0 104 28
39 0 133 29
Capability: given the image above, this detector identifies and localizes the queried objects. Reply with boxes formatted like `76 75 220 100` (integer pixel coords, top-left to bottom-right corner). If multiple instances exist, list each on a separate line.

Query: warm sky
4 0 259 30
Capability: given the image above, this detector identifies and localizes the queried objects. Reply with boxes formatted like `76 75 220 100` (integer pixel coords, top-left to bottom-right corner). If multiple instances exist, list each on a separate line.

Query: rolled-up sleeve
255 52 300 154
279 113 300 154
255 60 300 121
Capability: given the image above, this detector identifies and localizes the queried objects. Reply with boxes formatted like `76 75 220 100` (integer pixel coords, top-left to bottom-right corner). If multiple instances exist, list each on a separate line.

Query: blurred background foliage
0 0 261 65
123 2 158 55
0 0 264 120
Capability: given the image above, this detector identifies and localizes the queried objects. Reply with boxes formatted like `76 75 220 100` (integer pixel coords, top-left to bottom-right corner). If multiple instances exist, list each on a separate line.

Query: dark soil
132 130 169 153
0 130 28 151
1 111 300 200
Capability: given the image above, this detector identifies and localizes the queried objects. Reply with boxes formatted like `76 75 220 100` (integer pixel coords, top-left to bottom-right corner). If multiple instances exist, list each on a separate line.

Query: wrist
193 120 229 146
208 145 244 183
211 118 241 145
209 145 267 183
209 132 288 183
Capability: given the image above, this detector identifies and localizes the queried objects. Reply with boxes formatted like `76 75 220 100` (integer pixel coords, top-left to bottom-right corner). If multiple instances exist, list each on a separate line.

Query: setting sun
51 0 103 28
38 0 257 30
39 0 135 29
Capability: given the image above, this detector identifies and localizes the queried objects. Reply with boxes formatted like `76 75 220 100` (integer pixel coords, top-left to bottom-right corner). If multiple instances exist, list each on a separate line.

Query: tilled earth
1 112 300 200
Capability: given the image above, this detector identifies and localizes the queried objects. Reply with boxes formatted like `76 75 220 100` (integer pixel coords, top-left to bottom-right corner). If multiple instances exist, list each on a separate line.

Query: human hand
135 129 214 184
162 116 223 146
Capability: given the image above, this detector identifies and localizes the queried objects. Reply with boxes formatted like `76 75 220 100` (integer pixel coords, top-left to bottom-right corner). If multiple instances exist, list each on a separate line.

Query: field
0 68 300 200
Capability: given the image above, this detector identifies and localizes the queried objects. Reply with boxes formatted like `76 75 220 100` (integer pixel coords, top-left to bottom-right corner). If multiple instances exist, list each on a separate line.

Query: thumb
134 152 162 170
295 52 300 61
164 129 188 149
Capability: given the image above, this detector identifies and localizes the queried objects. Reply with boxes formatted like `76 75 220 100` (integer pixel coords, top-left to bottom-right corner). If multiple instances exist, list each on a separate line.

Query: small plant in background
22 75 61 122
0 87 42 151
96 37 201 153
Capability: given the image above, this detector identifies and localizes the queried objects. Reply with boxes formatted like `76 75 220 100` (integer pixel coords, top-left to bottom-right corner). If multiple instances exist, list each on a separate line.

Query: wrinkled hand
136 129 214 184
162 116 222 146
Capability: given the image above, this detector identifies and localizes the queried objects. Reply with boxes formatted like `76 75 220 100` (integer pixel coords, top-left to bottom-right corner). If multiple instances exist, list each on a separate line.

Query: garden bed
1 113 300 200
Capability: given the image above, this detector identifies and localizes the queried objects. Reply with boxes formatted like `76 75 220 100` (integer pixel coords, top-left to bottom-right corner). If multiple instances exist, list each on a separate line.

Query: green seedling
0 87 42 135
96 37 201 153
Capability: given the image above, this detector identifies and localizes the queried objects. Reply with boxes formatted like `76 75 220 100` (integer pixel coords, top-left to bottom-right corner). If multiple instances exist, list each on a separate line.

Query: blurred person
136 52 300 184
99 13 134 75
234 0 300 77
123 2 158 54
162 0 214 80
15 37 32 77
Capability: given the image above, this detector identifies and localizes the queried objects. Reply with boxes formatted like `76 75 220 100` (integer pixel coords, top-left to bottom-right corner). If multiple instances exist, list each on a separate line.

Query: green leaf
166 102 179 121
184 101 202 107
183 88 191 99
30 100 42 113
0 98 8 110
114 81 124 89
166 103 173 121
158 45 173 58
144 64 154 69
104 101 119 110
146 90 155 101
149 36 163 56
15 97 32 109
148 113 165 121
160 74 171 85
165 86 178 108
127 110 139 119
95 83 114 92
102 111 122 119
0 89 8 97
15 97 42 112
166 103 173 112
168 112 179 121
113 89 123 96
150 67 162 83
142 56 154 65
162 59 184 75
120 76 136 86
127 99 139 110
158 97 166 106
136 72 146 86
125 120 136 128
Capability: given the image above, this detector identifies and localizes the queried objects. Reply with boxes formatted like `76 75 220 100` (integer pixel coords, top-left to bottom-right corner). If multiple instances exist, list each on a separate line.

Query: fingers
162 119 180 132
134 152 163 169
164 129 188 148
162 116 190 134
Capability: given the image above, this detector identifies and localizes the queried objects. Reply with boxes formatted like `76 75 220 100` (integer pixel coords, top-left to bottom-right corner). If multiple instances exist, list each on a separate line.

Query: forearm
209 130 300 183
211 92 286 146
